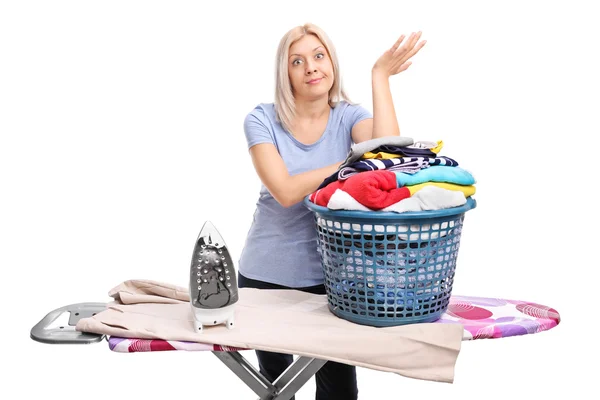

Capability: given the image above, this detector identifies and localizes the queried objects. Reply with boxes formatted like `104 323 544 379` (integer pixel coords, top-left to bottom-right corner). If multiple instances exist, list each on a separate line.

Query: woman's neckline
286 106 333 149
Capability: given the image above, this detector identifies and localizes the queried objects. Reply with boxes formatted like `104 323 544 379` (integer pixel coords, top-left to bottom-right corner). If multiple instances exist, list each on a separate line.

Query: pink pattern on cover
107 295 560 352
108 337 248 353
436 296 561 340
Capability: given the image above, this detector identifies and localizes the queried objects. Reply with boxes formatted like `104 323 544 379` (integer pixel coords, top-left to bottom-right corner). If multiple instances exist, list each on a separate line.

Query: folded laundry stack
309 137 476 213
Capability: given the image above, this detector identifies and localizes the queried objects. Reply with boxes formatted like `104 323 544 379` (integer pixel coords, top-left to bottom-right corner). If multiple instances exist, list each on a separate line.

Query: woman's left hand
372 31 426 78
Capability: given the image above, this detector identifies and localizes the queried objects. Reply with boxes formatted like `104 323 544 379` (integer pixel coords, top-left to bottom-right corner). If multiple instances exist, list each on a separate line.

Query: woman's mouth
307 78 322 84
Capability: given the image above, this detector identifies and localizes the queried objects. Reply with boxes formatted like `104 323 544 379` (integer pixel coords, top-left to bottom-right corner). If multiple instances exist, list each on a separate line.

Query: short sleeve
343 103 373 132
243 106 275 150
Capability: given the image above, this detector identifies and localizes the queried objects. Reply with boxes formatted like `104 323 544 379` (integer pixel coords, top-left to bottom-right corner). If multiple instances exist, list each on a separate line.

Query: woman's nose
305 60 317 74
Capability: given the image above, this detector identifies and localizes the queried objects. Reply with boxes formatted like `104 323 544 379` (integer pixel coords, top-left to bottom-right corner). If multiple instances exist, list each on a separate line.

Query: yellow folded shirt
430 140 443 154
407 182 476 197
362 151 400 159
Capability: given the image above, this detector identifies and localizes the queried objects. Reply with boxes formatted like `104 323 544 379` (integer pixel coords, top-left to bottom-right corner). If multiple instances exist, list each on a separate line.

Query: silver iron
189 220 238 333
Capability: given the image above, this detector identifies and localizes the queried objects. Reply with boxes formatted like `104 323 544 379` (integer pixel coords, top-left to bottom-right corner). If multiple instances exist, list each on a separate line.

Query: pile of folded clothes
309 136 476 212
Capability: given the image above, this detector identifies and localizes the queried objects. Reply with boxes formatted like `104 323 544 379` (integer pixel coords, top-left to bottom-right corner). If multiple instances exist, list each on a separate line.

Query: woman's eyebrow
289 46 324 58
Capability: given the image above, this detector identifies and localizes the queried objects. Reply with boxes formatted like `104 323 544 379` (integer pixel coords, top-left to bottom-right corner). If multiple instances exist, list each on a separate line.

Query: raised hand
373 31 427 78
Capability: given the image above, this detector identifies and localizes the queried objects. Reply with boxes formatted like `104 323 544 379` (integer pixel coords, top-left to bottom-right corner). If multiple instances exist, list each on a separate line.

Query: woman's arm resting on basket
352 31 427 143
249 143 342 208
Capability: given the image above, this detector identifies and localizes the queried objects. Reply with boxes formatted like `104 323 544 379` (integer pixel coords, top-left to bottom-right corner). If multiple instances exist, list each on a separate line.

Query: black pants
238 272 359 400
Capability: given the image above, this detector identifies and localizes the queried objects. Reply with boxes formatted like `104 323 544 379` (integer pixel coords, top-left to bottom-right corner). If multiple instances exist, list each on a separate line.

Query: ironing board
31 295 560 400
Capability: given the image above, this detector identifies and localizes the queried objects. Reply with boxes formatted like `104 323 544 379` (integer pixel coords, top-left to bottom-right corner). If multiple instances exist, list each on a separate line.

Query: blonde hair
274 23 353 133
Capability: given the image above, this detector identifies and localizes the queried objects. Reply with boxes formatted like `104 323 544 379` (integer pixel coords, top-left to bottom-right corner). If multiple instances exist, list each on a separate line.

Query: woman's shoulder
246 102 276 120
244 103 278 138
333 100 363 113
333 100 370 117
334 100 350 109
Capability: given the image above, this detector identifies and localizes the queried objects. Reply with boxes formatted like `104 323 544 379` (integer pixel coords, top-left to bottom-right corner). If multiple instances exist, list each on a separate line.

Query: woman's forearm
371 69 400 138
283 160 343 207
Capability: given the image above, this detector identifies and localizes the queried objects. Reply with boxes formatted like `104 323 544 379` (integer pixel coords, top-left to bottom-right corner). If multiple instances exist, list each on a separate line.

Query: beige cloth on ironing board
76 279 463 383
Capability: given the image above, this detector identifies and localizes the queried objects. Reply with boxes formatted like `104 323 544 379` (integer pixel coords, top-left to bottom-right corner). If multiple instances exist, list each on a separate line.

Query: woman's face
288 34 334 101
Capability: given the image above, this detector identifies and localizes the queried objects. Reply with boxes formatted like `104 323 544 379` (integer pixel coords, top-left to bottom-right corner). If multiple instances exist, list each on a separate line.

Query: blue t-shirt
238 100 372 287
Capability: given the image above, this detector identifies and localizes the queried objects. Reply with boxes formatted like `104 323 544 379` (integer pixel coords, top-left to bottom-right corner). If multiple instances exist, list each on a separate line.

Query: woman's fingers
408 31 422 50
394 37 426 68
390 34 406 53
403 39 426 62
394 31 421 56
397 61 412 73
381 31 425 75
394 32 415 55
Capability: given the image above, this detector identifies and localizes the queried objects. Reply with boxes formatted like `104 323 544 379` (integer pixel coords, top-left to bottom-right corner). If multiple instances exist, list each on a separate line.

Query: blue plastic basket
304 196 477 327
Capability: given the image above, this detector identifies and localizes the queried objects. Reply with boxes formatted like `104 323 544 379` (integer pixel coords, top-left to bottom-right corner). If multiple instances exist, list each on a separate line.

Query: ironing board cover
108 295 560 353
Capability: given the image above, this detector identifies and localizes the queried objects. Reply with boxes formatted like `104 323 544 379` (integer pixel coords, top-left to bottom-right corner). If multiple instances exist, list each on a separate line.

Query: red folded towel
310 170 410 210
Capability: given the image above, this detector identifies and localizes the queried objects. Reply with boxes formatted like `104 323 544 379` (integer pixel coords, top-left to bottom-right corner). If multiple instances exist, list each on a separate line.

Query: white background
2 0 598 398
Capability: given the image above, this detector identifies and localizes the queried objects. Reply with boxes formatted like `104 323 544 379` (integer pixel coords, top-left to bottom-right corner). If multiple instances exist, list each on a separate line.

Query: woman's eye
292 53 324 66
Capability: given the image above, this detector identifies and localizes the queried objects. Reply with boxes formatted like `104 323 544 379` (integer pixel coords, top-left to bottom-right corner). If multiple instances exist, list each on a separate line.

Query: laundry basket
303 196 477 327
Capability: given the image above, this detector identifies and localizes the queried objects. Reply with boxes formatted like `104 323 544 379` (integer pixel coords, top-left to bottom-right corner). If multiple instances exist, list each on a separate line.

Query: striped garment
374 144 437 158
317 156 459 190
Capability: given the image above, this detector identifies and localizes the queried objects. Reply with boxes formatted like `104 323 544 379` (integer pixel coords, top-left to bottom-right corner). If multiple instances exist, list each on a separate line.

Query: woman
237 23 425 400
